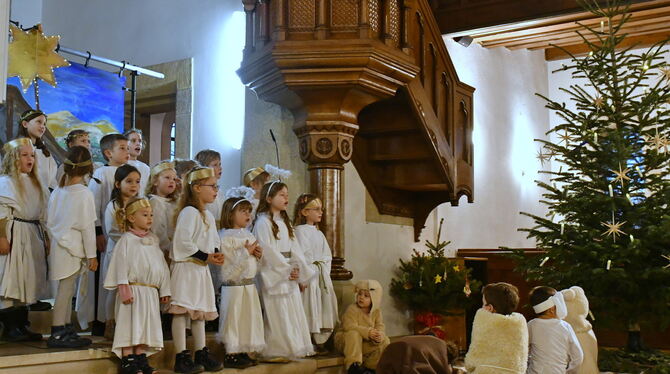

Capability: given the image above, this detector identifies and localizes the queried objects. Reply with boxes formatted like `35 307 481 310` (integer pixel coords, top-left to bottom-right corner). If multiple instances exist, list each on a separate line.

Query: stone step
0 333 344 374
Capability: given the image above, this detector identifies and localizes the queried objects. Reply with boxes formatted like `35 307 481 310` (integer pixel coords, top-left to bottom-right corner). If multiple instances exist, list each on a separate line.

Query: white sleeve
320 230 333 274
172 208 201 261
157 246 171 298
565 324 584 374
253 217 292 295
290 236 316 283
88 170 104 227
78 191 98 259
150 198 170 252
103 235 129 289
104 203 123 243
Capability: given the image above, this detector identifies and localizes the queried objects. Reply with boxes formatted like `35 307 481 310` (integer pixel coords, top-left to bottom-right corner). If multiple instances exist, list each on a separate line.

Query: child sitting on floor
335 279 390 374
527 286 583 374
464 282 528 374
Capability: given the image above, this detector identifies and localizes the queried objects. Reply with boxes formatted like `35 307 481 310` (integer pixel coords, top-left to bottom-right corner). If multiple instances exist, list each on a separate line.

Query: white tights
171 314 206 352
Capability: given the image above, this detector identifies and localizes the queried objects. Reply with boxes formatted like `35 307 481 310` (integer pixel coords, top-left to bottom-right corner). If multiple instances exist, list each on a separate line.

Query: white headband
533 292 567 319
232 198 250 210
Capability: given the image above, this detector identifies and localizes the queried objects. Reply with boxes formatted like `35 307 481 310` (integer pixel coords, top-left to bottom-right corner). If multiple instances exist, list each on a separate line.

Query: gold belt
128 282 159 290
221 278 255 287
181 258 207 266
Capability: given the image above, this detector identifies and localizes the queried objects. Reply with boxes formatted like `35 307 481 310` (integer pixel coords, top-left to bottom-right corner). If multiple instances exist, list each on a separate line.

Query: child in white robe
242 166 270 220
99 165 141 338
145 161 178 257
104 197 171 374
527 286 583 374
56 130 103 183
293 193 338 353
0 138 49 342
217 189 264 368
18 109 58 190
125 129 151 196
86 133 129 334
252 181 315 360
169 166 224 373
47 146 98 348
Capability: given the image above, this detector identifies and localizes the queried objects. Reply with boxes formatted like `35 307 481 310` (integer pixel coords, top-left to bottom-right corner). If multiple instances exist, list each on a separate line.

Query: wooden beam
545 32 670 60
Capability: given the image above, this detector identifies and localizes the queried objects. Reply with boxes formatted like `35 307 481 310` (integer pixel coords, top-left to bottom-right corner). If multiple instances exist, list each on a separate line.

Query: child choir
0 109 338 374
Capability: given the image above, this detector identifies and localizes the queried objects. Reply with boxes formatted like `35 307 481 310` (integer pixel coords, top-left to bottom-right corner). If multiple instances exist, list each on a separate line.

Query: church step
0 333 344 374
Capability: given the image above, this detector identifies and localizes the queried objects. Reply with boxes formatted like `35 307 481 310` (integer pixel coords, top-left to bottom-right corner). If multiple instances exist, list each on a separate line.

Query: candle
561 223 565 235
540 257 550 267
600 20 604 33
606 260 612 270
608 184 613 197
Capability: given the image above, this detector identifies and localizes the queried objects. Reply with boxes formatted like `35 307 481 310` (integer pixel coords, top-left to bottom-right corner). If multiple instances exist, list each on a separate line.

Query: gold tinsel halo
8 24 70 92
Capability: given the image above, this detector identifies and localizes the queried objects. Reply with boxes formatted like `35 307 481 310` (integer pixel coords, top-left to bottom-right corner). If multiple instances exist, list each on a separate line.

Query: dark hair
293 193 322 227
99 133 128 161
18 109 50 157
194 149 221 168
220 197 253 230
65 129 89 149
59 146 94 187
529 286 557 316
174 159 198 178
110 164 140 208
482 282 520 315
253 181 294 239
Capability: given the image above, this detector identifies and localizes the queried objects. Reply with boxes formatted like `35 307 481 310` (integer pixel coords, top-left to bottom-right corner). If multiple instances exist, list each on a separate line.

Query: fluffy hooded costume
561 286 598 374
335 279 390 370
464 308 528 374
377 335 454 374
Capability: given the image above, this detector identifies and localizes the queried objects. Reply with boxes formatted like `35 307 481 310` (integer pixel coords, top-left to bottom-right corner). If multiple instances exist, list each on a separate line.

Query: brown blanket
377 335 453 374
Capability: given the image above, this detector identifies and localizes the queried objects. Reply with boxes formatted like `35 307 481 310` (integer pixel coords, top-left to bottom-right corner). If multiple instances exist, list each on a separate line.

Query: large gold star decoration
594 96 604 109
611 163 631 185
601 212 626 242
660 67 670 83
8 24 70 92
434 274 442 284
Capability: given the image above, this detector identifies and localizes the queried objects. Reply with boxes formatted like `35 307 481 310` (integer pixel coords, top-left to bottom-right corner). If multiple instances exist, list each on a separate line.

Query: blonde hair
175 166 213 226
1 138 44 203
293 193 322 227
145 160 178 201
115 197 151 232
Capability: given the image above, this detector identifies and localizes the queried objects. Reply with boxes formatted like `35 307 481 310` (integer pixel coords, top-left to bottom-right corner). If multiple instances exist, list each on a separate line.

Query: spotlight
454 36 473 47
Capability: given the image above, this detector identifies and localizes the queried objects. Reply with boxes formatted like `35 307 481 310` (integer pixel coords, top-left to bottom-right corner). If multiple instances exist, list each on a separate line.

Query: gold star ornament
662 254 670 269
536 150 550 166
601 212 626 242
8 24 70 92
434 274 442 284
611 163 631 185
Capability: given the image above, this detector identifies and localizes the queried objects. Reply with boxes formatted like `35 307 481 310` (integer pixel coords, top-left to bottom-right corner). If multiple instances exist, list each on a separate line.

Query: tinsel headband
125 198 151 217
243 167 266 186
3 138 34 153
303 198 322 210
20 109 47 123
187 167 215 184
151 161 175 177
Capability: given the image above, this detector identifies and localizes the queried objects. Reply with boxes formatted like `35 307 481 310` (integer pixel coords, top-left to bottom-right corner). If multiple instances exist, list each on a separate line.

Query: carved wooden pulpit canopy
237 0 474 279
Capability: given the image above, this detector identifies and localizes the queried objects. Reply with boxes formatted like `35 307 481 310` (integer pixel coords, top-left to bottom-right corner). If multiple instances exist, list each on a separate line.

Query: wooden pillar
296 119 357 280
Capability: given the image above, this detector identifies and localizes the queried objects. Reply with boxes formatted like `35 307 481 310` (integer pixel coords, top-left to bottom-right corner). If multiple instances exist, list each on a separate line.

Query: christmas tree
513 0 670 351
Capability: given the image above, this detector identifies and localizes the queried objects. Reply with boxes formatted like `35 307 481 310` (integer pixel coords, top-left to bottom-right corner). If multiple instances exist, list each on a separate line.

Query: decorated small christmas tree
390 219 480 317
514 0 670 352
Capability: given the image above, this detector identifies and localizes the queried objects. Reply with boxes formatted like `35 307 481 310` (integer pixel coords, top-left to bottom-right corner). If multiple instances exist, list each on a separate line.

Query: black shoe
174 350 204 374
16 307 42 341
194 347 223 372
64 323 92 345
29 301 52 311
240 353 258 366
135 353 157 374
348 363 367 374
120 354 142 374
91 320 105 336
2 308 40 342
47 325 91 348
224 353 253 369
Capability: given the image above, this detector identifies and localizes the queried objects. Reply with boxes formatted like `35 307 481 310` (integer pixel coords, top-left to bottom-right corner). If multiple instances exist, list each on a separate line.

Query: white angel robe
216 228 265 354
206 194 225 292
148 195 176 253
97 201 123 322
47 184 97 328
169 207 220 320
88 165 118 228
104 232 171 357
36 148 58 190
295 224 339 344
253 213 315 358
0 174 50 308
127 160 150 197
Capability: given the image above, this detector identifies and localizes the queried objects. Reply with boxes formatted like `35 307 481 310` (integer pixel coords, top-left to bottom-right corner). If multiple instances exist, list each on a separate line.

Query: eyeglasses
200 183 219 190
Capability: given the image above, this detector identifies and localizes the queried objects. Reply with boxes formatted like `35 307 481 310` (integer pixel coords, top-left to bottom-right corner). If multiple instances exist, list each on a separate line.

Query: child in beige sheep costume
561 286 599 374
